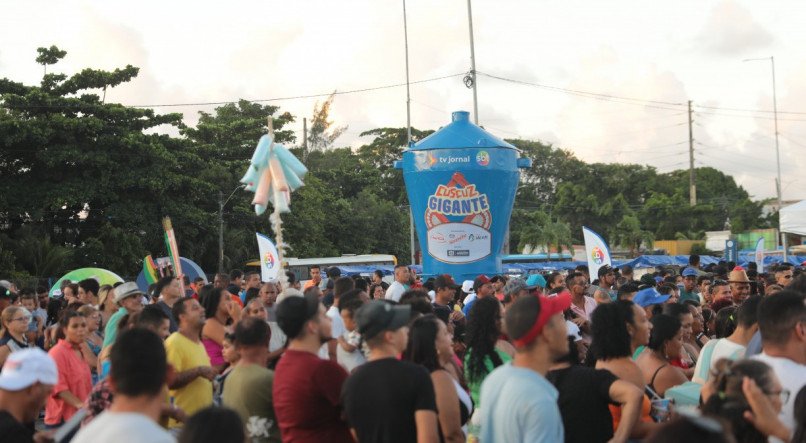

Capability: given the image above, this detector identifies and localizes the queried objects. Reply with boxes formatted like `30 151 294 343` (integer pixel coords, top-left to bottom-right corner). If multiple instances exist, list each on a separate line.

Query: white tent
780 200 806 236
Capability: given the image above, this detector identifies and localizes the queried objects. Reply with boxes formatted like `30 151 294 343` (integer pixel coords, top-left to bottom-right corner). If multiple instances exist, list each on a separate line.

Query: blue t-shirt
479 363 563 443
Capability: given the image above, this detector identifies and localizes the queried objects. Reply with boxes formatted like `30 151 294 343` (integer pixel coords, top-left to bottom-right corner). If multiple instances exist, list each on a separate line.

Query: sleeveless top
453 377 473 426
202 337 225 366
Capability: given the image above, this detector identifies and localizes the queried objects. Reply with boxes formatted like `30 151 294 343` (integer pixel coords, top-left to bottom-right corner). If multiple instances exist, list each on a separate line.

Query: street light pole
218 184 246 273
744 56 785 258
466 0 479 125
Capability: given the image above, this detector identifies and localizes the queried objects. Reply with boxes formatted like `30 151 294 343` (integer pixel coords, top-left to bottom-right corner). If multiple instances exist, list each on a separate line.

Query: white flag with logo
582 226 612 279
754 237 764 273
256 233 281 281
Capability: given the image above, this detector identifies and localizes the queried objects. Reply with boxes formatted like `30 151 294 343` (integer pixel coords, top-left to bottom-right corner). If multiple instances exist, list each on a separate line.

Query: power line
1 73 466 110
476 71 687 110
695 104 806 116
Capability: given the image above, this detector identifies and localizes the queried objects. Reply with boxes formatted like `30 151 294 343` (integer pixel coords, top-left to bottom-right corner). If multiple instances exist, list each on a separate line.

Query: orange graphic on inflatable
425 172 492 230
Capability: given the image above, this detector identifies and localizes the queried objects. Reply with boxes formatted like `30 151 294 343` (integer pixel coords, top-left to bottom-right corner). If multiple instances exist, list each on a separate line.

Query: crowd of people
0 255 804 442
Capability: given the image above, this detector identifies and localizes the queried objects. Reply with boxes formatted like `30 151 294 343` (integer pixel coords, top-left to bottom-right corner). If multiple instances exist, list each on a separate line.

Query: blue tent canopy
328 254 804 281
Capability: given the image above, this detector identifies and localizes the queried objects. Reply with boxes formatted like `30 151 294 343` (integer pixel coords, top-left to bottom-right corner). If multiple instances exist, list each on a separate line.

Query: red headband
512 291 572 348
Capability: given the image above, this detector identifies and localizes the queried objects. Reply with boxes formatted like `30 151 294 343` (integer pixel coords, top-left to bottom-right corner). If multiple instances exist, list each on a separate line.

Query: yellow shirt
165 332 212 428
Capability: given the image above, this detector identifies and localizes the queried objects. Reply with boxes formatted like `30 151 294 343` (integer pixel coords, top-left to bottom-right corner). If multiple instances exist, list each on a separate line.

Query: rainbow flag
143 255 159 285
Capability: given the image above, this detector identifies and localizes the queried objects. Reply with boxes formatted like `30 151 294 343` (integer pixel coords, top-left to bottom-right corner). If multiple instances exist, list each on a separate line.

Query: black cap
356 300 411 340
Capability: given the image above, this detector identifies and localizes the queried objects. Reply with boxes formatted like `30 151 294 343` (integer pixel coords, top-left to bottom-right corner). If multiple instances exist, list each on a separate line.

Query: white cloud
694 0 774 56
0 0 803 200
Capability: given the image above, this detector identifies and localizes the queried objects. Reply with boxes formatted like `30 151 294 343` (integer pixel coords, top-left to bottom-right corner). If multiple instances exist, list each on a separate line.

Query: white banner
256 233 281 282
582 226 612 279
754 237 765 273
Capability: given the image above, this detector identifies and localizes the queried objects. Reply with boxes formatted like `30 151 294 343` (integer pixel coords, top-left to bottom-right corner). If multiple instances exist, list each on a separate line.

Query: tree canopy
0 47 770 281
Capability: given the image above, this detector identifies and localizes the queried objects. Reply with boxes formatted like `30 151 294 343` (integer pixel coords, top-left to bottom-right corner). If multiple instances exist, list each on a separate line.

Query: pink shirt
46 339 92 425
570 296 598 321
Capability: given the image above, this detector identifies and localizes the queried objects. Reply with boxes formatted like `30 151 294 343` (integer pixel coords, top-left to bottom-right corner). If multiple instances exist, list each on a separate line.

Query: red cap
511 292 572 348
473 275 490 291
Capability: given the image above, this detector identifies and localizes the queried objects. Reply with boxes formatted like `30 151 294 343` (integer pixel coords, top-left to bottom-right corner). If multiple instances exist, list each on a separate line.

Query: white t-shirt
319 305 346 359
752 352 806 434
73 411 174 443
692 338 746 384
337 330 366 373
463 292 477 306
384 281 407 302
267 321 286 353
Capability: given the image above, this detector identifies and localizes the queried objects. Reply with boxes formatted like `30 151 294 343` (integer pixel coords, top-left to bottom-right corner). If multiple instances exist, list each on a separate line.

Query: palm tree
610 215 654 257
674 230 705 240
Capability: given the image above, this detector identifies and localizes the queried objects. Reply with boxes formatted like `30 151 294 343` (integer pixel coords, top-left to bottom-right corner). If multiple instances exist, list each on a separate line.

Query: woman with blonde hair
96 285 117 330
0 306 31 367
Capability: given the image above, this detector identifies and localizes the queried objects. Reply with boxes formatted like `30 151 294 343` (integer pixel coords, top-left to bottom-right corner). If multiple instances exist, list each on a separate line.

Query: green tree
356 127 434 204
1 46 209 276
35 45 67 75
610 214 654 257
182 100 296 270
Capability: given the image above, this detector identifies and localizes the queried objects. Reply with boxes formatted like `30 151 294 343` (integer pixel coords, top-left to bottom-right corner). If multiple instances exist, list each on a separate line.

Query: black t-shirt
546 365 618 443
0 410 35 443
342 358 437 443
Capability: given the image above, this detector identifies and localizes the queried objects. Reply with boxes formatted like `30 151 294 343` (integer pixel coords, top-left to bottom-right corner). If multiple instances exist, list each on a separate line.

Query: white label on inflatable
427 223 491 264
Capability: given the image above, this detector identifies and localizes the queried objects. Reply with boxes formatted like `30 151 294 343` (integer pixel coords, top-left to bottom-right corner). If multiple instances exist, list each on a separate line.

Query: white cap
461 280 474 294
0 348 58 391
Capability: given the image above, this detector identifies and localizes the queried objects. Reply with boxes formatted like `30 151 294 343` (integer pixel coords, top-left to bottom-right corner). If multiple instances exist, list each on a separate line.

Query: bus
246 254 397 282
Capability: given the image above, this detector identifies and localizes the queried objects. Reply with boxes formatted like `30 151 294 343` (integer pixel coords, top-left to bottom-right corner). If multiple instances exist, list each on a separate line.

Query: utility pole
403 0 412 146
771 57 786 259
302 117 308 162
466 0 479 124
409 209 417 265
688 100 696 206
403 0 415 265
744 56 785 258
218 191 224 273
218 185 246 273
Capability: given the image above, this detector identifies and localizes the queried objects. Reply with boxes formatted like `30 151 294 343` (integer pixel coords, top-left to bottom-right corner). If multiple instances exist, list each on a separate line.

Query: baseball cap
504 278 528 297
632 287 670 307
682 267 698 277
461 280 474 294
0 348 58 391
473 275 490 292
510 292 572 348
356 300 411 340
114 282 145 304
525 274 547 289
434 274 461 291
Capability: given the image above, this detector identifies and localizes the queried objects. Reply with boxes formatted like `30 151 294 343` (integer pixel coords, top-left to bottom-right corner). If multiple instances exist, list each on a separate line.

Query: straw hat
728 269 751 283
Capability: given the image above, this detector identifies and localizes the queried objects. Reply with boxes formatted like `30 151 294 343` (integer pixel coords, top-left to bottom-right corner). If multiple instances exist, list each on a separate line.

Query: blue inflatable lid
409 111 516 151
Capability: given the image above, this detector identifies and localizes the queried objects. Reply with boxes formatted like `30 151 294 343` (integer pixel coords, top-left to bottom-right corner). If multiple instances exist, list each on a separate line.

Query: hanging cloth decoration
240 118 308 289
240 119 308 215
